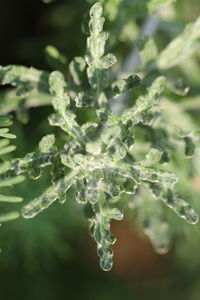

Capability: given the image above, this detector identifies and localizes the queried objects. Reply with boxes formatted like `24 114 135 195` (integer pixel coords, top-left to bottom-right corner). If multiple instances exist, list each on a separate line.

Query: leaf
22 172 76 218
99 53 117 69
75 179 87 204
49 71 70 115
0 211 20 222
0 162 10 174
0 175 25 188
48 71 83 140
158 17 200 69
110 74 141 98
142 148 163 166
45 45 68 72
101 125 121 146
133 165 178 187
5 150 57 180
86 141 102 156
0 115 13 126
0 145 16 156
89 2 104 36
69 57 86 86
103 167 122 198
0 194 23 203
48 112 81 140
176 129 196 158
85 170 103 204
0 65 49 94
0 128 16 139
81 122 98 139
85 2 117 105
184 136 195 157
74 91 93 108
150 184 199 224
39 134 55 153
89 195 123 271
51 154 65 184
121 76 166 125
139 37 158 67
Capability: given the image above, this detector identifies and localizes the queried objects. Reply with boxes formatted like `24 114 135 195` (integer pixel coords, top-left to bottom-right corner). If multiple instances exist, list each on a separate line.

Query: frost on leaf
121 76 166 125
49 71 70 114
22 172 76 218
110 74 141 98
39 134 55 153
150 184 199 224
0 65 49 95
89 195 123 271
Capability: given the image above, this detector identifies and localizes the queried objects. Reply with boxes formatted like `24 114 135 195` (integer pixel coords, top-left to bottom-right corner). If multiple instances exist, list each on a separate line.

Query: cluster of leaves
86 0 176 48
0 2 200 271
0 115 24 224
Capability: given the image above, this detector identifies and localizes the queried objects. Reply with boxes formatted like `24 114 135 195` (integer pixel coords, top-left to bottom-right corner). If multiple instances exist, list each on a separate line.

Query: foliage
0 0 200 273
0 115 24 223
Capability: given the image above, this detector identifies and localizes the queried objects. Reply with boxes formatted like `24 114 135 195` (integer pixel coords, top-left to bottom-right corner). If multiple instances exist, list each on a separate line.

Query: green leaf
69 57 86 86
89 194 123 271
150 184 199 224
45 45 68 72
48 112 81 140
0 175 25 188
75 179 87 204
86 141 102 156
158 17 200 69
139 37 158 67
163 190 199 224
0 145 16 156
39 134 55 153
0 128 16 139
0 162 10 174
22 172 76 218
176 129 196 158
0 115 13 126
0 194 23 203
99 53 117 69
0 65 49 94
6 150 57 179
85 2 117 105
110 74 141 98
0 211 20 222
49 71 70 114
133 165 178 187
142 148 163 166
89 2 104 36
121 76 166 125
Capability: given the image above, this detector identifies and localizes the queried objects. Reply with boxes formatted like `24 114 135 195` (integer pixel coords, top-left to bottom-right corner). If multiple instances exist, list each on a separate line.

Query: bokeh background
0 0 200 299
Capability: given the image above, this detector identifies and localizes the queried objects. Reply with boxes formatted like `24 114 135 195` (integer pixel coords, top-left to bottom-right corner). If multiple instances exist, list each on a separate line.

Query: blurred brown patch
82 220 167 278
111 220 165 277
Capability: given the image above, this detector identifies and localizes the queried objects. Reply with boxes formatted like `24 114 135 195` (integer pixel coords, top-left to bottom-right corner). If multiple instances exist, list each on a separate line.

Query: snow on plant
0 2 199 271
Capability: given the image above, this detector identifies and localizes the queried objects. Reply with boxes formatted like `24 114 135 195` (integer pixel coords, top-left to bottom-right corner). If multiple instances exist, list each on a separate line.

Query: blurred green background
0 0 200 299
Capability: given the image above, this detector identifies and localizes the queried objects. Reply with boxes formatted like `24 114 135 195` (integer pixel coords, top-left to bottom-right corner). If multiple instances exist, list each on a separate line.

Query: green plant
0 1 200 271
0 115 24 222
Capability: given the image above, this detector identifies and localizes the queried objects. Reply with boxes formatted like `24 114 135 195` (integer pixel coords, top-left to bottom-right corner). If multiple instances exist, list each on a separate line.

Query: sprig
0 115 24 224
0 2 199 271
